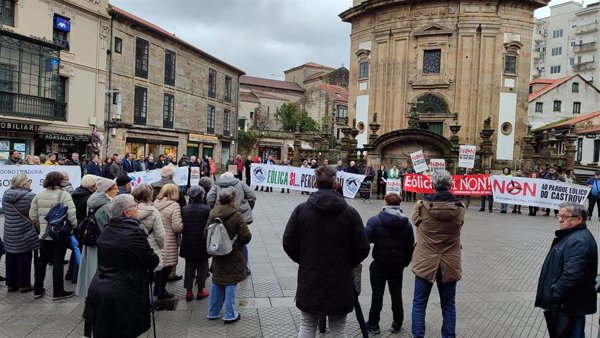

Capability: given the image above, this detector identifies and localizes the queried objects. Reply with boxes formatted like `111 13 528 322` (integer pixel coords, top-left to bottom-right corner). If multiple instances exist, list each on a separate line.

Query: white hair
220 171 235 179
161 165 174 178
111 194 135 218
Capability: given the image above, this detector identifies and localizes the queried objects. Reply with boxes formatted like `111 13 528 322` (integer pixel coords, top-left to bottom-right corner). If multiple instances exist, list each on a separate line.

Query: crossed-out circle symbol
507 180 522 195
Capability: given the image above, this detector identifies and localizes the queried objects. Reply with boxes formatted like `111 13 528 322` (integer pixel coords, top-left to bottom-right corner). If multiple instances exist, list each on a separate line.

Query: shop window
135 38 149 78
223 109 231 136
0 0 15 27
208 68 216 98
164 49 176 86
572 82 579 93
52 15 70 50
134 86 147 125
207 105 215 134
504 55 517 75
163 93 174 129
359 61 369 79
423 49 441 74
553 100 561 112
573 101 581 114
225 75 232 102
114 37 122 54
535 102 543 113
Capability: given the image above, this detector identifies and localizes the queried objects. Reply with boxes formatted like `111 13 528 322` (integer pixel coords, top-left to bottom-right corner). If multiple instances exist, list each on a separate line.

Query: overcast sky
109 0 578 79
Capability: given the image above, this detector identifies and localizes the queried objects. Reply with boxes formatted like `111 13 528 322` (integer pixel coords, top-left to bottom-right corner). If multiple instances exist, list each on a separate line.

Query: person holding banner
479 168 494 213
376 165 387 200
411 170 464 338
461 168 473 208
544 166 562 217
499 167 512 214
528 172 541 216
585 172 600 220
511 169 523 214
399 163 415 202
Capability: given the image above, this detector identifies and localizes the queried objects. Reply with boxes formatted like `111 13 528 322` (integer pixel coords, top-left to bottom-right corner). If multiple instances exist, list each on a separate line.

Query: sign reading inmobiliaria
250 164 366 198
0 165 81 204
403 174 491 196
491 175 590 209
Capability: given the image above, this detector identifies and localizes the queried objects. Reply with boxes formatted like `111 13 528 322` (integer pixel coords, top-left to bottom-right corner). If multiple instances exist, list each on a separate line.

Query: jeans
367 261 405 326
412 273 457 338
543 309 585 338
34 239 68 296
243 245 249 270
184 258 209 290
480 196 493 211
6 252 33 288
208 283 238 321
298 311 347 338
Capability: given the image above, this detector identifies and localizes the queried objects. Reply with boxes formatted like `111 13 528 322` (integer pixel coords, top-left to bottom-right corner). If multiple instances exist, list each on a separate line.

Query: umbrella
69 235 81 265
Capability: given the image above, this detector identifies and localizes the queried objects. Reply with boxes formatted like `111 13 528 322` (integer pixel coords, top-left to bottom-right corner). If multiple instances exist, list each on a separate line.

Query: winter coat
121 158 135 173
205 204 251 285
154 198 183 267
207 175 256 223
2 187 39 253
29 187 78 240
365 206 414 267
86 192 112 231
85 162 103 177
137 202 165 271
151 178 187 207
364 167 375 182
346 165 359 174
84 216 158 338
72 187 94 224
411 191 465 283
108 162 122 179
209 162 216 174
535 224 598 315
376 169 388 186
283 189 370 316
180 200 211 260
145 160 157 171
236 159 244 172
4 157 22 165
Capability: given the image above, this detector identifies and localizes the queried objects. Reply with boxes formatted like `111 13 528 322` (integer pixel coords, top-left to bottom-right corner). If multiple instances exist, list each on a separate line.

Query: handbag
12 204 40 234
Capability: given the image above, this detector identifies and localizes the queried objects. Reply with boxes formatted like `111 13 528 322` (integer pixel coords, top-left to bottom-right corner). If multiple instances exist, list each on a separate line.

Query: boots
186 289 194 302
197 288 209 300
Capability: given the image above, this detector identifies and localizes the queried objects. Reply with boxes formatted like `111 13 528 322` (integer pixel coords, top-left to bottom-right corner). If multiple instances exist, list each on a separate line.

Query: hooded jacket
411 191 465 283
2 187 39 253
86 192 112 231
283 189 370 316
207 174 256 223
365 206 414 267
137 202 165 271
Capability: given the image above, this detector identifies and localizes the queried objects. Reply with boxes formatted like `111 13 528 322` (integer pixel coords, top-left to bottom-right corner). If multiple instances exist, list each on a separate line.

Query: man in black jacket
535 202 598 338
283 165 370 337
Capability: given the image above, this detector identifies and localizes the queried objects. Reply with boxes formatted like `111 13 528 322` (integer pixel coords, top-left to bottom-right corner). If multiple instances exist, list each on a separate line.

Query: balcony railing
336 116 347 124
575 22 598 35
574 42 597 53
0 91 66 121
163 120 173 129
572 61 596 71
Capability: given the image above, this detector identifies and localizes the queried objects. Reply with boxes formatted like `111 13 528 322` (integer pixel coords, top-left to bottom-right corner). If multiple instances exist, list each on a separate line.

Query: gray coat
2 188 39 253
207 175 256 223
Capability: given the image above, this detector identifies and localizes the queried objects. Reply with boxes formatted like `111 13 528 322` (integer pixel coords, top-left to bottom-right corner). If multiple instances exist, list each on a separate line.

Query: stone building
298 83 348 141
0 0 109 160
284 62 335 89
340 0 549 170
107 7 244 166
528 74 600 129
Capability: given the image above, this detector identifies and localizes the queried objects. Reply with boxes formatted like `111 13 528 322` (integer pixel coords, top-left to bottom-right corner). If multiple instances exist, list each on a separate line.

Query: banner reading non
429 159 446 172
410 150 428 173
459 145 476 168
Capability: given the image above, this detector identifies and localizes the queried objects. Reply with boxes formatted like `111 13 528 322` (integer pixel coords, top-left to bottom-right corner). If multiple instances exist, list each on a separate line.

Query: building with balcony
107 7 244 166
0 0 110 160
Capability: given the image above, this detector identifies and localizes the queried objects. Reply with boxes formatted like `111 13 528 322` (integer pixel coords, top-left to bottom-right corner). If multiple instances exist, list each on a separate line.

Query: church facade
340 0 549 169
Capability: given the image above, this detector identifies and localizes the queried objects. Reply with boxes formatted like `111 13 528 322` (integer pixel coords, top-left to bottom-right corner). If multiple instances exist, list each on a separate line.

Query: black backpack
77 208 100 247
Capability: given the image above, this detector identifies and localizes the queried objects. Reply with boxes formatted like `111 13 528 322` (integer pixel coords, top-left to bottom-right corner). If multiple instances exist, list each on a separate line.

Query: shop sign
0 122 40 132
189 133 218 143
37 133 74 142
585 133 597 139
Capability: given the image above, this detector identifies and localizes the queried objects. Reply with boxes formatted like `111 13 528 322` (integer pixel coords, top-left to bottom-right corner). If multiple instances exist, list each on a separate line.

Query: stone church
340 0 549 170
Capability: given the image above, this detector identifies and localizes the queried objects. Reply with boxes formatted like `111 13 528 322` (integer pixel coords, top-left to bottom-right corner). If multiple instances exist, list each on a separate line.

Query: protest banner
385 178 402 195
0 165 81 204
459 145 476 168
128 166 189 188
250 163 366 198
402 173 492 196
190 167 201 186
491 175 590 209
410 150 428 173
429 159 446 172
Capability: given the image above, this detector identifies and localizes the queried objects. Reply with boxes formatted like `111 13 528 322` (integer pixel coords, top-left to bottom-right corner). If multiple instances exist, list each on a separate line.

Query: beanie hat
80 175 97 189
96 177 116 193
116 175 133 186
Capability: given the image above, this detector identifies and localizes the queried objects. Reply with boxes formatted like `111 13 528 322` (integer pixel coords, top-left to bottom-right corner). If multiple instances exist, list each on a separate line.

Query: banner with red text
402 174 492 196
410 150 428 173
491 175 590 209
458 145 476 168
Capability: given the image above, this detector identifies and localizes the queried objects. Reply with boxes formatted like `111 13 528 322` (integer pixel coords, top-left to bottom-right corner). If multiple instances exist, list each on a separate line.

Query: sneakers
52 291 74 300
33 288 46 299
391 321 402 333
368 323 381 334
197 289 209 300
185 289 194 302
224 313 241 324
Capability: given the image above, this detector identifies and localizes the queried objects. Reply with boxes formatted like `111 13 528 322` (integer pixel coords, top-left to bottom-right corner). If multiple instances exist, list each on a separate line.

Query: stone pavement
0 190 598 337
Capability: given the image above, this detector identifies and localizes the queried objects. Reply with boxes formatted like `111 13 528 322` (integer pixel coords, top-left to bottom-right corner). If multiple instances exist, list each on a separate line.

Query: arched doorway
417 94 449 115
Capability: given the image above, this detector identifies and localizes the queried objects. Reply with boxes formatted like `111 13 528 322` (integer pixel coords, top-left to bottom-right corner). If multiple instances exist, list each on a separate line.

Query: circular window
357 122 366 133
501 122 513 136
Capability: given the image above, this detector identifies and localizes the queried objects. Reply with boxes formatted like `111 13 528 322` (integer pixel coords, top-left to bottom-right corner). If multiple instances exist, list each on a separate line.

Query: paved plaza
0 190 598 337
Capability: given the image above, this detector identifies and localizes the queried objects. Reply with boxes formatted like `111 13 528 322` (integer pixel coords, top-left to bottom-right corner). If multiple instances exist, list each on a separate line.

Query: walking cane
149 278 157 338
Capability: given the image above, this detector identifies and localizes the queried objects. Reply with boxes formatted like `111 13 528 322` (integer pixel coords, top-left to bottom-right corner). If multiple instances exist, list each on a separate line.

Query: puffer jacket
2 187 39 253
180 200 211 260
29 187 78 240
154 198 183 267
366 206 414 267
205 204 251 285
138 202 166 271
207 175 256 223
411 191 465 283
86 192 112 231
72 187 94 224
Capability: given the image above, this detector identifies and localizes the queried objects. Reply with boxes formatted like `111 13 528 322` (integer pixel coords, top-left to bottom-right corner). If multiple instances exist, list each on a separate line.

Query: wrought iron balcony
574 42 597 53
0 91 66 121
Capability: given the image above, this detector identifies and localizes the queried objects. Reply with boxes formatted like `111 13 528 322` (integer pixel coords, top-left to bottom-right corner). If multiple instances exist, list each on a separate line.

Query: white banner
190 167 201 186
429 159 446 172
459 145 476 168
410 150 428 173
385 178 402 195
250 164 366 198
128 166 189 188
491 175 591 209
0 165 82 205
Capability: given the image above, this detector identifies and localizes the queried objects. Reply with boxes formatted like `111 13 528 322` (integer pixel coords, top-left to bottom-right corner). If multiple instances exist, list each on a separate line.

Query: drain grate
154 299 178 311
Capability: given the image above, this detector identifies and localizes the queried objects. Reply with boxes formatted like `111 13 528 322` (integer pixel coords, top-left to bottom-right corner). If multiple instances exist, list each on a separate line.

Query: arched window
417 94 449 114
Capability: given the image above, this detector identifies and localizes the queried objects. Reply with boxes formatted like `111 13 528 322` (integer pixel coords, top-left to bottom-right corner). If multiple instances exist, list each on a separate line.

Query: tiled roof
576 126 600 135
536 111 600 131
240 91 259 103
284 62 335 74
251 91 287 101
240 76 304 92
319 83 348 103
304 71 327 83
109 6 245 75
528 75 574 101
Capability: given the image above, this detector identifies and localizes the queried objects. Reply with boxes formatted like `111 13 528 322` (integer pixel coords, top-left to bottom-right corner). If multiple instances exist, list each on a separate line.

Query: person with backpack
2 173 38 293
180 186 211 302
153 183 184 300
132 183 165 276
29 171 78 300
205 187 251 323
76 177 118 298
